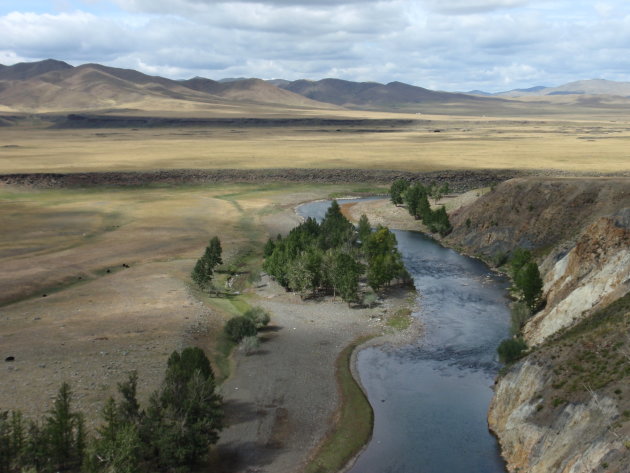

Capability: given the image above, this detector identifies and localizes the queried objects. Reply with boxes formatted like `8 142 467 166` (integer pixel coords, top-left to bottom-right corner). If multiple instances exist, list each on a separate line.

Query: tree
497 338 527 363
263 238 276 257
224 317 257 343
243 306 271 329
357 214 372 244
510 301 532 336
287 252 316 297
143 348 223 471
84 397 141 473
390 179 409 206
404 184 426 218
516 261 543 311
330 252 363 303
510 248 532 277
192 236 223 289
319 200 355 250
191 258 211 288
427 206 452 236
364 226 408 291
204 236 223 268
45 382 85 471
117 371 141 423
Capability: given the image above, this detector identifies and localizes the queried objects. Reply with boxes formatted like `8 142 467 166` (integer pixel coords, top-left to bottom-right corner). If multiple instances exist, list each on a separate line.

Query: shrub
497 338 528 363
510 302 532 336
239 336 260 355
362 291 378 308
243 306 271 329
224 317 257 343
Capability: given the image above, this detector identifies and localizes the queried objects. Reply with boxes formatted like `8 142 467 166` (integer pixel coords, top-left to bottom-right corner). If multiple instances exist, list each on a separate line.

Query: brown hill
280 78 498 109
180 77 330 108
0 60 335 112
0 59 72 81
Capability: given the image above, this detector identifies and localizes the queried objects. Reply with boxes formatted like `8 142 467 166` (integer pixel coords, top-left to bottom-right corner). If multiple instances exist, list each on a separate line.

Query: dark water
298 199 510 473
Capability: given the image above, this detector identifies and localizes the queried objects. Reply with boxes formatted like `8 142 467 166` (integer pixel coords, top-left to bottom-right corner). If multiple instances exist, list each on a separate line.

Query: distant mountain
0 59 72 81
511 85 548 93
218 77 251 83
278 78 492 108
181 77 329 107
4 59 626 115
467 90 494 96
0 60 335 112
495 80 630 98
265 79 291 88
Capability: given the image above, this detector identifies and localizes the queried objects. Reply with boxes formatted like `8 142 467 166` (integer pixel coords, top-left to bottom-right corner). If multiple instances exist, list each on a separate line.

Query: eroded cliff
447 177 630 472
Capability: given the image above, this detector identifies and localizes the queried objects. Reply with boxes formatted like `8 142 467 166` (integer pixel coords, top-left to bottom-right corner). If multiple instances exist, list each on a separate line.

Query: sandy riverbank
212 204 419 473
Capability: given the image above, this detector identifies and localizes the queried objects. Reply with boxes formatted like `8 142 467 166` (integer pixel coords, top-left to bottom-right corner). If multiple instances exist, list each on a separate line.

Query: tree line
0 347 222 473
390 179 452 236
263 200 411 303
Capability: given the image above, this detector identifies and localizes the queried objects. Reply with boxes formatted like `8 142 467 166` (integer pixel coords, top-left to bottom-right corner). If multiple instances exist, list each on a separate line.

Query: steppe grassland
2 110 630 173
0 182 371 422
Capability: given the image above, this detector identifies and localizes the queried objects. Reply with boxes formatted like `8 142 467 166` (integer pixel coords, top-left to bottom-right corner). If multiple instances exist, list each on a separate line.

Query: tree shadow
258 325 282 334
222 399 266 428
210 440 281 473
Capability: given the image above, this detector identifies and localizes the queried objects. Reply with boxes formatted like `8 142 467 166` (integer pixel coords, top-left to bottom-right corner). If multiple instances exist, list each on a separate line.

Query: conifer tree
357 214 372 243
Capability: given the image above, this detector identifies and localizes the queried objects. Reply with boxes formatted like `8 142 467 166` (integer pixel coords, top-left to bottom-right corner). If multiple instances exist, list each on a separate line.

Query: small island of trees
263 200 411 304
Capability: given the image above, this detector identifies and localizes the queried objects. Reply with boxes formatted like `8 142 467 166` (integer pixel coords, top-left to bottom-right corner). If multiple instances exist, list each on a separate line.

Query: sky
1 0 630 92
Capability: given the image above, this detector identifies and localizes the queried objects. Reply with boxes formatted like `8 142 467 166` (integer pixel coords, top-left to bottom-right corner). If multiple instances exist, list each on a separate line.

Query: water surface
297 199 509 473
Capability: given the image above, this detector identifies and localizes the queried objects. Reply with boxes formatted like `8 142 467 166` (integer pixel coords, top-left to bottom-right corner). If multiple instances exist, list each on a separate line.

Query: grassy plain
2 109 630 174
0 182 370 422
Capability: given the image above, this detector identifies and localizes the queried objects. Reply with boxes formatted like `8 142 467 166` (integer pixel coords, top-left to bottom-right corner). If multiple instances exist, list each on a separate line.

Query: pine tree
46 383 84 471
357 214 372 244
205 236 223 268
143 348 223 471
517 261 543 310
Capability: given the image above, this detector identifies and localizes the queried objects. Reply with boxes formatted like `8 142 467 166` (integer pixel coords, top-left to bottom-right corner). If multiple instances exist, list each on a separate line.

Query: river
297 198 510 473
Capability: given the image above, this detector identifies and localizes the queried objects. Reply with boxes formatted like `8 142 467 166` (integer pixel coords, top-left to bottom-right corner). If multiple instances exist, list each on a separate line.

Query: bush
239 336 260 355
497 338 528 363
510 302 532 336
224 317 257 343
243 306 271 329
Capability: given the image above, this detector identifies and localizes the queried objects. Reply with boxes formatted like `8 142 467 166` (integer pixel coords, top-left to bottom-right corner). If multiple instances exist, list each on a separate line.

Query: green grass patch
386 308 413 331
304 335 375 473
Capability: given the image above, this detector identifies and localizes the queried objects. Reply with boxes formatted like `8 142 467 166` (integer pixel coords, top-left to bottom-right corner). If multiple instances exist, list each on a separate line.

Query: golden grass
1 111 630 173
0 182 359 420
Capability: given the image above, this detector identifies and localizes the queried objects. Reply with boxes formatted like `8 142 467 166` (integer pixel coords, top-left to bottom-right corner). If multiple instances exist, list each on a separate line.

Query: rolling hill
2 59 630 116
0 60 334 112
278 78 497 109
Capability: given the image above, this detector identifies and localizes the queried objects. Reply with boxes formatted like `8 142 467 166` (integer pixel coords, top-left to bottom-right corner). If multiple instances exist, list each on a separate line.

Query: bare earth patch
213 275 415 473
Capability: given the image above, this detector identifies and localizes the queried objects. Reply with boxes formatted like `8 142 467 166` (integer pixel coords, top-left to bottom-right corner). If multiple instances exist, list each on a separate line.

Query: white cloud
419 0 531 15
1 0 630 91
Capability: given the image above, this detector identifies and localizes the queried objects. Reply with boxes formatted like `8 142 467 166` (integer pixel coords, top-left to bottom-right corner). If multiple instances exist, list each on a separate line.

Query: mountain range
1 59 630 114
473 80 630 98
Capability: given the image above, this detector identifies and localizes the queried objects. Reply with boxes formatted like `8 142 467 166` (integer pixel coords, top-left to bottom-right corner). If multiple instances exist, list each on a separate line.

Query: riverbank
212 200 420 473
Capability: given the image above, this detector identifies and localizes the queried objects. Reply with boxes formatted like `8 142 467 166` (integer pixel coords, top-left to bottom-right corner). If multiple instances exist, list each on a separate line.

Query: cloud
419 0 531 15
0 11 134 61
1 0 630 92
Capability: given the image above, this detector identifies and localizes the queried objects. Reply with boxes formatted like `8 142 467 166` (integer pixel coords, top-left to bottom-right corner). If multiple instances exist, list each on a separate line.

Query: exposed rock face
488 360 626 473
525 211 630 345
447 178 630 473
